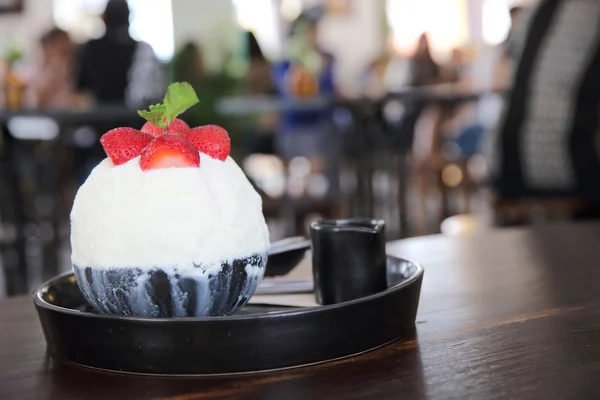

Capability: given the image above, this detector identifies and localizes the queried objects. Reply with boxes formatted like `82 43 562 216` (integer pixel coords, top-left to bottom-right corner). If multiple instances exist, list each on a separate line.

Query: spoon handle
268 237 310 255
255 278 313 295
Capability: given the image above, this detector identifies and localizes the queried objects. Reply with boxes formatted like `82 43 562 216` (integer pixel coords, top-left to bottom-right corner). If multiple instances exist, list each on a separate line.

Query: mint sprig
137 103 167 127
137 82 199 129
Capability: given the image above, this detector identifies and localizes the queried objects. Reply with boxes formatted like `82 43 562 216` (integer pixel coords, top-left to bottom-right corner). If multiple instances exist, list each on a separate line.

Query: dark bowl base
73 253 266 317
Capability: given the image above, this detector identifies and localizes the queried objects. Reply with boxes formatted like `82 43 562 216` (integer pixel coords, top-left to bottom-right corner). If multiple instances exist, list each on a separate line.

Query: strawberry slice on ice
141 118 190 137
181 125 230 161
140 135 200 170
100 127 153 166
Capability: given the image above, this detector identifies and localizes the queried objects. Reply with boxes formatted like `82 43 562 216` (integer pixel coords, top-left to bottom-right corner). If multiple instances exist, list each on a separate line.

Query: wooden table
3 222 600 399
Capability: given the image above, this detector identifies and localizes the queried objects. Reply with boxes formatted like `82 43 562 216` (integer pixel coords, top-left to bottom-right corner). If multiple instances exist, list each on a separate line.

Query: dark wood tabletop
3 222 600 399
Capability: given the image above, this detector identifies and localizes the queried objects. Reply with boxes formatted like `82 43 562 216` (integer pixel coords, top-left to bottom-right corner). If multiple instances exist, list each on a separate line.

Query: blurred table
216 85 491 116
385 83 494 103
2 222 600 399
0 106 138 125
217 88 496 238
217 95 333 116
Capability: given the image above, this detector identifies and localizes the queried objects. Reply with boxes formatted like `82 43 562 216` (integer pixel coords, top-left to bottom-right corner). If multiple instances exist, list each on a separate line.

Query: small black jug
310 219 387 305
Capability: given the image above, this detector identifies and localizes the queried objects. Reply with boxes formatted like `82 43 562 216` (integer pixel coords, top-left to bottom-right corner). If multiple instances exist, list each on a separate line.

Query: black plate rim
32 255 423 322
54 336 403 377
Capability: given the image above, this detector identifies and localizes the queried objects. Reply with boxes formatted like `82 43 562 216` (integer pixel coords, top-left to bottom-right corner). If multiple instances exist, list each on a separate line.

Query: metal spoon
264 236 311 277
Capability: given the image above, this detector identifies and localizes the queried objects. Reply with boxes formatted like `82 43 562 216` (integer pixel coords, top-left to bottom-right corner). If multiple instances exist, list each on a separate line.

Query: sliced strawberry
139 135 200 171
181 125 230 161
141 118 190 137
100 127 153 166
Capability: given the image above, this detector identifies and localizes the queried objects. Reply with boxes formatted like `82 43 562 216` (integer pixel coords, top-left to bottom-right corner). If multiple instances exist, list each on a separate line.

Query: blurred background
3 0 600 297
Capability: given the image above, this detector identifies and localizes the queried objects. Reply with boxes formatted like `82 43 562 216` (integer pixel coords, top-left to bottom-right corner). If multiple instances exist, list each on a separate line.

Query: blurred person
270 6 339 204
272 7 336 159
246 31 275 96
407 33 441 87
72 0 165 190
382 32 441 95
243 31 277 156
273 7 335 99
26 28 74 109
74 0 164 107
170 42 203 87
169 41 238 131
441 48 467 84
486 0 600 222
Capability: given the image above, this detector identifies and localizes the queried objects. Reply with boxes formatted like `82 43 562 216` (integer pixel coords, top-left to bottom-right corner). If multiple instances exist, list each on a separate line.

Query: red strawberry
181 125 230 161
140 122 164 137
139 135 200 171
141 118 190 137
100 127 153 166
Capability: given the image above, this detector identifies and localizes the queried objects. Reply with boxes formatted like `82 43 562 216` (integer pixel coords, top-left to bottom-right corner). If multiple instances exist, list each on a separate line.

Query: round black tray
33 255 423 375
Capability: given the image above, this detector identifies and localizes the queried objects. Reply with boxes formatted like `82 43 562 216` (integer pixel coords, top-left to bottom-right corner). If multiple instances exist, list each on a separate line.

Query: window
386 0 467 59
52 0 174 61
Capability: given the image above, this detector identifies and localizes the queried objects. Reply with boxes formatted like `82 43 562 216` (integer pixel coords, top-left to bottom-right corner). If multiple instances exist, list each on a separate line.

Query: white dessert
70 153 270 271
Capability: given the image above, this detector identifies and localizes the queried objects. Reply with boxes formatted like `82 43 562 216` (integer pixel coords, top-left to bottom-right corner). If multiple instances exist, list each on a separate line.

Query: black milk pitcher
310 219 387 305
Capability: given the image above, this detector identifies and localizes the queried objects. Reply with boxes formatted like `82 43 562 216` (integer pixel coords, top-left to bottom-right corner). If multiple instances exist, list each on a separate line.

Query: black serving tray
33 255 423 375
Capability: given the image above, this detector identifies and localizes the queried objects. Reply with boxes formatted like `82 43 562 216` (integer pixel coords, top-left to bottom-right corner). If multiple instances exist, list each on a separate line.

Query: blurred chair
364 95 425 239
0 123 28 295
410 102 480 235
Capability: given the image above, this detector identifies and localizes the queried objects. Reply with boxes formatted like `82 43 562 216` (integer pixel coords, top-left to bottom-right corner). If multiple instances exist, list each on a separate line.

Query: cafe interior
0 0 546 298
6 0 600 397
0 0 544 298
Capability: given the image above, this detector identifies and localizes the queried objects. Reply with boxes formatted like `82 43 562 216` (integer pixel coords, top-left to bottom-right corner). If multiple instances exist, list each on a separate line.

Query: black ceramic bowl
73 253 267 318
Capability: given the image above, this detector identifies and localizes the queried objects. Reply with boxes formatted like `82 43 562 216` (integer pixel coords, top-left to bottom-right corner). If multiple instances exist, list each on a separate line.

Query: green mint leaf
163 82 199 126
137 103 168 128
136 83 199 129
